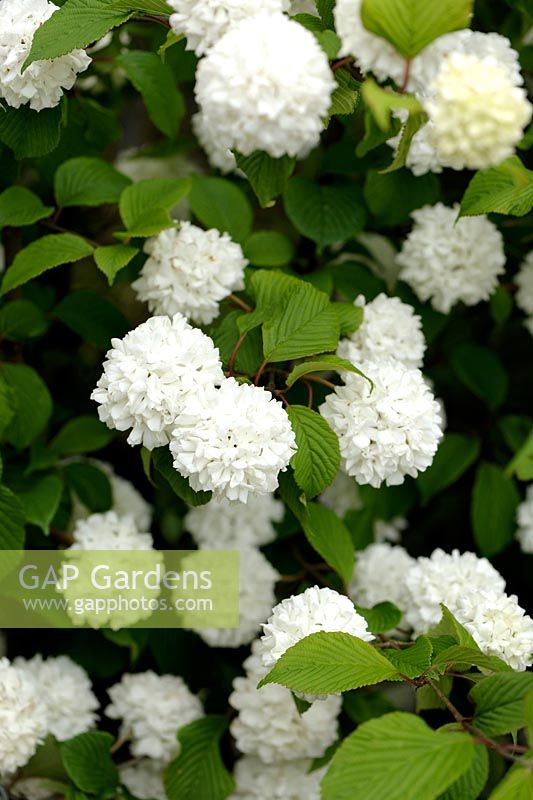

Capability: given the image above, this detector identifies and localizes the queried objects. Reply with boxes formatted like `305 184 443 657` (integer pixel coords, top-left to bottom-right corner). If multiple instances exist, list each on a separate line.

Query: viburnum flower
170 378 296 502
70 510 153 550
320 361 443 488
349 543 415 615
337 293 426 369
516 251 533 335
230 757 324 800
516 485 533 554
0 0 91 111
426 53 532 170
169 0 290 56
454 589 533 671
194 547 279 648
14 655 98 741
229 641 342 763
91 314 223 450
194 13 335 158
192 111 239 174
132 223 247 325
404 548 506 635
397 204 506 313
106 672 203 763
0 658 48 776
120 760 166 800
185 494 284 549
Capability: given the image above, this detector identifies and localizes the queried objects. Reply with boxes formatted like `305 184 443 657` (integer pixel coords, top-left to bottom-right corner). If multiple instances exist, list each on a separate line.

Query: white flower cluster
0 658 48 776
192 110 239 174
349 543 415 614
320 360 443 488
120 760 166 800
69 510 154 550
397 204 506 313
185 494 284 549
106 671 203 763
133 223 247 325
195 13 335 158
516 485 533 553
0 0 91 111
230 757 324 800
516 251 533 335
337 294 426 370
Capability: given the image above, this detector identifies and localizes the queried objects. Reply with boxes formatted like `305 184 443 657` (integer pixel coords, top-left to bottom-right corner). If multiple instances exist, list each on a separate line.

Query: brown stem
254 359 269 386
227 332 248 376
305 374 337 390
303 379 314 408
400 59 412 93
332 56 354 72
51 529 74 546
42 219 99 249
229 293 253 313
110 732 131 754
134 14 171 28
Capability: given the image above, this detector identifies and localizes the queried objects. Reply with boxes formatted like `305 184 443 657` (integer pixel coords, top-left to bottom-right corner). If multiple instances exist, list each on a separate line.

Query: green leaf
361 79 423 131
439 743 489 800
1 234 94 296
0 376 15 438
417 434 480 505
238 269 301 335
322 711 474 800
117 51 185 138
488 765 533 800
329 69 360 117
432 645 511 675
164 716 234 800
211 310 263 375
0 187 53 229
0 105 63 159
490 286 513 326
356 602 404 636
471 672 533 736
94 244 139 285
119 179 192 237
382 109 428 173
331 302 364 337
189 177 252 243
284 178 367 247
16 474 63 534
54 289 129 350
152 446 212 507
315 29 341 59
471 463 520 557
506 427 533 481
316 0 335 26
364 169 440 226
384 636 433 677
0 300 47 341
243 231 294 267
361 0 473 59
63 462 113 514
429 605 479 649
262 282 340 361
460 157 533 218
235 151 295 208
51 416 114 455
54 157 131 208
304 502 355 585
286 406 340 498
258 631 398 694
286 355 367 388
60 732 118 796
451 344 508 410
525 689 533 746
1 364 52 449
0 485 25 549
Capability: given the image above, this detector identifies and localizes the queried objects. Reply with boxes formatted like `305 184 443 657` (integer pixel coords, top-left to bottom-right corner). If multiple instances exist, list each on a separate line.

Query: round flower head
0 0 91 111
185 494 284 549
374 517 407 543
397 204 506 314
106 672 203 763
195 13 335 159
169 0 290 56
132 223 247 325
91 314 223 450
454 589 533 671
194 547 279 648
349 543 415 616
120 760 166 800
192 111 239 174
517 485 533 554
229 641 342 763
260 586 373 669
516 251 533 335
0 658 48 776
426 53 532 170
70 510 154 550
404 548 506 636
337 294 426 369
170 378 297 503
14 655 98 742
230 757 324 800
320 361 443 488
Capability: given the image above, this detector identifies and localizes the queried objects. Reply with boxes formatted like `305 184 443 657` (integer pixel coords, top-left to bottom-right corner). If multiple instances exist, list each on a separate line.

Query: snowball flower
70 510 153 550
229 641 342 763
195 547 279 648
185 494 283 549
349 543 415 615
120 760 166 800
454 589 533 671
260 586 373 669
387 117 443 177
516 251 533 335
106 672 203 763
516 485 533 554
337 294 426 369
132 223 247 325
14 655 98 741
230 757 324 800
192 111 239 174
195 13 335 158
91 314 223 450
320 361 443 488
374 517 407 543
169 0 290 56
0 658 48 776
426 53 532 170
405 549 506 636
170 378 296 503
397 204 506 314
0 0 91 111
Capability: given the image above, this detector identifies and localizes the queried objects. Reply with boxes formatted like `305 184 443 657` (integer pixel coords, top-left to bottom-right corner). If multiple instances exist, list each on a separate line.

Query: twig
229 293 253 313
42 219 99 249
400 59 412 93
332 56 354 72
303 379 313 408
254 359 269 386
134 14 171 28
227 332 248 376
305 374 336 390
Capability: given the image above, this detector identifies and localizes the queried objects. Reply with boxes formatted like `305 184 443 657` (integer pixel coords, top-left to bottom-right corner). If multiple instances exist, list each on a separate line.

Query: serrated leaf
383 636 433 678
331 302 364 337
286 355 367 388
471 672 533 737
0 485 26 549
0 104 63 159
417 434 480 505
189 176 252 243
54 157 131 208
303 502 355 585
258 631 398 694
243 231 294 267
382 110 428 173
94 244 138 285
237 269 301 335
429 606 479 649
164 716 234 800
119 179 191 237
235 151 295 208
152 447 212 507
471 463 520 557
356 602 403 636
329 69 360 117
287 406 340 497
54 289 129 350
60 732 118 795
439 743 489 800
525 689 533 746
460 157 533 218
488 765 533 800
15 474 63 534
432 645 511 675
50 415 114 455
284 178 367 246
0 187 53 229
1 234 94 296
1 364 52 449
